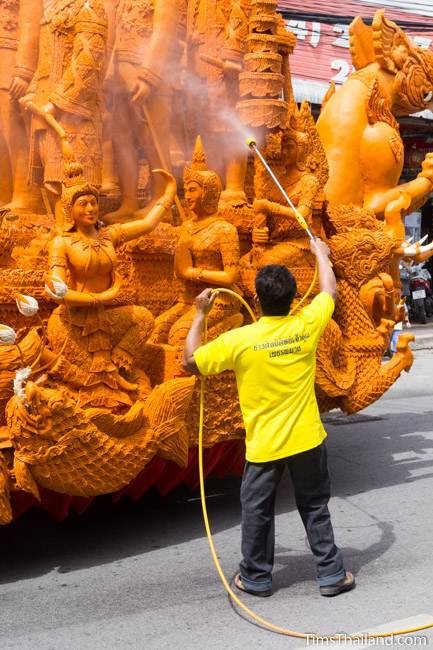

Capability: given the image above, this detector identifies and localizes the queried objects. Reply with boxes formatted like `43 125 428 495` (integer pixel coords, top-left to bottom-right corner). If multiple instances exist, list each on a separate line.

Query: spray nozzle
246 136 257 149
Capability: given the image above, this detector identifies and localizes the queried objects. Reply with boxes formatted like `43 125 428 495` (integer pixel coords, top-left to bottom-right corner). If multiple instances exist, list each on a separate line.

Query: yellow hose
198 282 433 639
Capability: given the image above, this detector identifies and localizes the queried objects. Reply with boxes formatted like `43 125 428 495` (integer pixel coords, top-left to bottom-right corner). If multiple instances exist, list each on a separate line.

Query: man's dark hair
255 264 297 316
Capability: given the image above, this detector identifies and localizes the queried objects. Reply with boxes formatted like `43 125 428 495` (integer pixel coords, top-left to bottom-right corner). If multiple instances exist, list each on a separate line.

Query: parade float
0 0 432 524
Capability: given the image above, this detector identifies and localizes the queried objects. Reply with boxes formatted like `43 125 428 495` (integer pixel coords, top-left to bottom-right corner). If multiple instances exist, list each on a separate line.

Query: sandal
319 571 355 597
234 573 272 597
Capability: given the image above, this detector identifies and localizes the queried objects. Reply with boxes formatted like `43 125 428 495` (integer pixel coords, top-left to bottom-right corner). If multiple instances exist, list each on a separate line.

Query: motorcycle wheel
425 297 433 318
415 298 427 324
407 299 415 322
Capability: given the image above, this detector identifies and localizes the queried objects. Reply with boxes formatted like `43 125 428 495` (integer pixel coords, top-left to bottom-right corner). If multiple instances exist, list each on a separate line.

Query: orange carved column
104 0 179 223
0 0 42 214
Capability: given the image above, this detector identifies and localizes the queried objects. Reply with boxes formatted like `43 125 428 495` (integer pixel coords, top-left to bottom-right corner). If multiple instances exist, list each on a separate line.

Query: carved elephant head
350 10 433 115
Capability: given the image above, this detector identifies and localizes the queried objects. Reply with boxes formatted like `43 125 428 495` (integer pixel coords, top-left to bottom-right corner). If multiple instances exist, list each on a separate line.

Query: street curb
411 335 433 350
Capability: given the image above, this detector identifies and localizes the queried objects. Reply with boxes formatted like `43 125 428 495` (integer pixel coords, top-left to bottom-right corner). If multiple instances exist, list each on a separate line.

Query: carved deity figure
0 0 42 214
186 0 250 204
240 101 328 296
24 0 108 199
103 0 179 223
45 163 176 409
150 136 243 351
318 10 433 231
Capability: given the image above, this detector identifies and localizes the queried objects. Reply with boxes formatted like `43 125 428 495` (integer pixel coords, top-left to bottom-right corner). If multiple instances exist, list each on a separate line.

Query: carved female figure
46 164 176 409
150 136 243 349
240 102 328 294
252 102 327 250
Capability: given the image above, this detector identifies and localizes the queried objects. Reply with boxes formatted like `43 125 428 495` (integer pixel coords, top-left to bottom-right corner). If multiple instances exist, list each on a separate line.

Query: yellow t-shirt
193 292 334 463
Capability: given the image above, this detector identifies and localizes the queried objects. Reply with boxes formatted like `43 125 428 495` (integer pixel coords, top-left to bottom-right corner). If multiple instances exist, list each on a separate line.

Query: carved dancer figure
0 163 197 519
318 11 433 227
240 102 328 296
150 136 243 349
0 0 42 213
103 0 179 223
45 163 176 409
186 0 250 204
24 0 108 205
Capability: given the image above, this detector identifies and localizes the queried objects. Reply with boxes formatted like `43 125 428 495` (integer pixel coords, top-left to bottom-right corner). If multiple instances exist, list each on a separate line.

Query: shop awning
292 77 433 120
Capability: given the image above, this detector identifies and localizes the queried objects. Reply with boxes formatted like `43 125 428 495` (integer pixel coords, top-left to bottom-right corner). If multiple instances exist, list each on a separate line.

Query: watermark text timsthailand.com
306 635 428 646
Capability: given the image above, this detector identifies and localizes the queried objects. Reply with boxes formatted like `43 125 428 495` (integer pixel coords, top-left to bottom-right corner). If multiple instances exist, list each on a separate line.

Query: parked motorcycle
404 262 433 324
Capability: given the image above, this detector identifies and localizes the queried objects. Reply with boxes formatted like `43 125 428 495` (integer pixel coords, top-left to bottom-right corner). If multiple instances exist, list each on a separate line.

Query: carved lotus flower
15 293 39 317
0 324 17 345
13 367 32 404
44 274 68 301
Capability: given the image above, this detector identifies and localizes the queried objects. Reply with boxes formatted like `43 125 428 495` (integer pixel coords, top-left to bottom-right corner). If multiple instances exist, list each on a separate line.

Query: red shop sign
279 0 433 88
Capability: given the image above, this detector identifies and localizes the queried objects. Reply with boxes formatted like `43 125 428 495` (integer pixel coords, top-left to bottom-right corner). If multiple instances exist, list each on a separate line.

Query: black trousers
239 441 345 592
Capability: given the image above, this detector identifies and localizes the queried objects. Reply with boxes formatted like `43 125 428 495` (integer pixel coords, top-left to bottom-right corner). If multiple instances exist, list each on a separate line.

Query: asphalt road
1 352 433 649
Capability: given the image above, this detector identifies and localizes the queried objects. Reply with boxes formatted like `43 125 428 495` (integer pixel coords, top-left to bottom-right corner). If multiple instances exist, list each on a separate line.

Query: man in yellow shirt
183 239 354 597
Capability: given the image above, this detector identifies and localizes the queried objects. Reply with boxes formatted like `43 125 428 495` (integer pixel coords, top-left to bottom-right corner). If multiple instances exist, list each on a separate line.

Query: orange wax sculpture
0 2 431 524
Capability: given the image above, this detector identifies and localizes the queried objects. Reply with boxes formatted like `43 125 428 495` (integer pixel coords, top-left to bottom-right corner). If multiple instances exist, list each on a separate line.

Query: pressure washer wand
246 137 316 241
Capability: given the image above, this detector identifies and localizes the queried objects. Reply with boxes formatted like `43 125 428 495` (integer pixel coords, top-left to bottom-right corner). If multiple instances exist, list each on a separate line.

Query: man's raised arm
310 239 337 301
182 289 217 374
